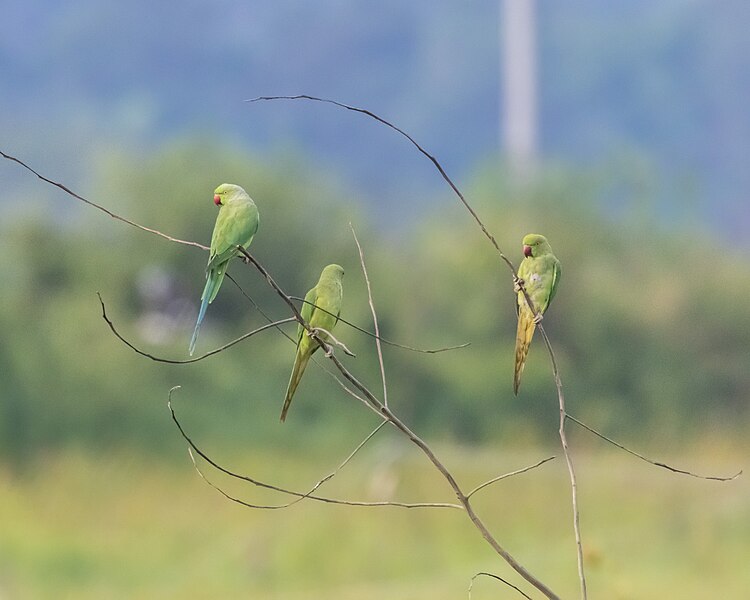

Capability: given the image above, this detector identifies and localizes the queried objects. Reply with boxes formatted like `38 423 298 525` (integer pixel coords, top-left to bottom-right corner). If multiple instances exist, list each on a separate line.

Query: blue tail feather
188 275 214 356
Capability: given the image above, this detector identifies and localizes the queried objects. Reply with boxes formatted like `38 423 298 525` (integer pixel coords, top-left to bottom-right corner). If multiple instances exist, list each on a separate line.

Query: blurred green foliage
1 139 748 462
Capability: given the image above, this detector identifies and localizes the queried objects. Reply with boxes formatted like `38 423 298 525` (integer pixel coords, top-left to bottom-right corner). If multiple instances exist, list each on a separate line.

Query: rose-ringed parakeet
513 233 561 394
189 183 259 356
280 264 345 422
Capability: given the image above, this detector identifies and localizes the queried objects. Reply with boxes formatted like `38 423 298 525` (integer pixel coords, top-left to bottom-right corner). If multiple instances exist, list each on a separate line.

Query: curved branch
246 95 511 266
1 150 207 251
291 295 470 354
468 572 533 600
566 414 742 482
538 326 587 600
98 293 294 363
168 387 460 510
466 456 556 500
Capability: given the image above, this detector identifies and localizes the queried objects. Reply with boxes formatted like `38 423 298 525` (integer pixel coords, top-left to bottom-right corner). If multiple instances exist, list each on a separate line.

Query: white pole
501 0 538 178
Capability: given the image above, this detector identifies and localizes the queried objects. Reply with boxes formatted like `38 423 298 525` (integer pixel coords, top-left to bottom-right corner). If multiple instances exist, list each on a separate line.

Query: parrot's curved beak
213 194 221 206
523 244 532 257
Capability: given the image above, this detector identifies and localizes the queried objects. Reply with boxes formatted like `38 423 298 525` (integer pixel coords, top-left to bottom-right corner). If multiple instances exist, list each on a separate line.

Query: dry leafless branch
566 414 742 482
468 571 533 600
168 387 461 510
350 223 389 406
98 292 294 364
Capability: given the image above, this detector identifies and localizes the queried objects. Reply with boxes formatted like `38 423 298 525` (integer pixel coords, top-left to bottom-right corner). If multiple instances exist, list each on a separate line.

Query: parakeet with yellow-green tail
189 183 259 356
280 264 345 422
513 233 561 394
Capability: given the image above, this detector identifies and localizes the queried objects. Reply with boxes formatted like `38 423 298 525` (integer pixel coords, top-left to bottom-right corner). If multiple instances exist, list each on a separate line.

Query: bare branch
538 327 587 600
283 421 389 507
1 150 207 251
188 421 387 509
291 295 470 354
98 293 294 363
310 327 356 357
246 96 512 265
466 456 556 500
566 414 742 482
168 387 461 510
468 572 533 600
350 224 388 406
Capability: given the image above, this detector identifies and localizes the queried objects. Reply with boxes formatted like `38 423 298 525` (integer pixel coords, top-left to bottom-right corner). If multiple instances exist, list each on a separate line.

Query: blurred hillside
1 140 748 461
2 1 750 237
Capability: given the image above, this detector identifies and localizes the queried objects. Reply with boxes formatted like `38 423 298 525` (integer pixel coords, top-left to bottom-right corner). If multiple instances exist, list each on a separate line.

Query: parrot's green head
522 233 552 258
213 183 248 207
321 264 345 280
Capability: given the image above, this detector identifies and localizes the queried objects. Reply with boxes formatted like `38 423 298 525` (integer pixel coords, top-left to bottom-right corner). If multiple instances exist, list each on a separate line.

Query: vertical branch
350 224 388 407
539 326 587 600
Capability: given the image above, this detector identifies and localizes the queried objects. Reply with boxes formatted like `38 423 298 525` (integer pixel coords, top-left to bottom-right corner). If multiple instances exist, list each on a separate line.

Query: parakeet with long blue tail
280 264 344 422
513 233 560 394
189 183 259 355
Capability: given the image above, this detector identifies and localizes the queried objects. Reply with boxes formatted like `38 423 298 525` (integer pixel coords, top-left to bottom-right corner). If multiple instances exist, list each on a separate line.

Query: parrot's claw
513 276 525 293
241 256 251 265
533 313 544 325
324 347 334 358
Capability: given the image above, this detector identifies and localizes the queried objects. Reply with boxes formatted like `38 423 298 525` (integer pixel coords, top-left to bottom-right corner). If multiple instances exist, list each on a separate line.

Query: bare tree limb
245 95 513 267
468 572 533 600
0 150 207 251
168 387 460 510
566 414 742 482
98 292 294 364
291 295 470 354
538 327 587 600
309 326 356 357
350 223 388 406
466 456 556 500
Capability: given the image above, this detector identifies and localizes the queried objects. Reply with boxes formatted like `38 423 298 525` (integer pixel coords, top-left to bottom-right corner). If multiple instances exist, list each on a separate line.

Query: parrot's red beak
213 194 221 206
523 244 533 257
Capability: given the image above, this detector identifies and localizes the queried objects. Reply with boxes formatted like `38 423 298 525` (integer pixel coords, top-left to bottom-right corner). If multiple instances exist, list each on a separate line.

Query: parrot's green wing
297 286 317 344
547 259 561 306
207 202 259 271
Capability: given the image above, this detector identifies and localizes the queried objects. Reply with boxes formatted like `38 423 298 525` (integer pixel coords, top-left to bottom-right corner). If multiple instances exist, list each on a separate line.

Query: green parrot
280 264 345 422
513 233 561 394
189 183 259 356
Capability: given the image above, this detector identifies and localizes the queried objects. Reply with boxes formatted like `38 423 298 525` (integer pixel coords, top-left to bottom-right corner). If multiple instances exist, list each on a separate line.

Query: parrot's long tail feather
189 267 224 356
513 308 537 395
280 347 312 422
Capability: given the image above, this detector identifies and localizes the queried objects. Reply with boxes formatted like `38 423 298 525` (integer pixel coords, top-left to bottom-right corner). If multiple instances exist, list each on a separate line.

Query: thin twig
291 295 469 354
310 326 356 357
168 387 460 509
98 293 294 363
287 420 389 506
539 327 587 600
566 414 742 482
466 456 556 500
188 421 388 509
350 223 388 406
468 572 533 600
1 150 207 251
245 96 512 267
